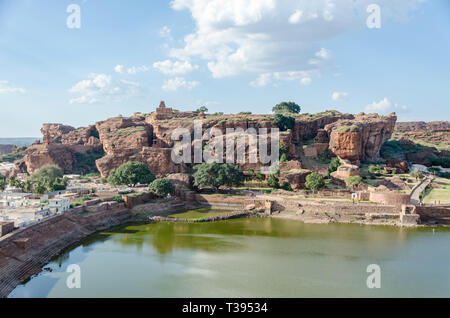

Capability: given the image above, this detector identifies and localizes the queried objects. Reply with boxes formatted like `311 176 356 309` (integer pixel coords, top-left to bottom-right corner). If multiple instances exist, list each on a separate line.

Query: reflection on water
8 217 450 298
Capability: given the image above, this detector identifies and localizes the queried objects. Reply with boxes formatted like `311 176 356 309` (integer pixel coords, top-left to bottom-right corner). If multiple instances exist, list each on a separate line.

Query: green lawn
168 208 231 219
423 177 450 204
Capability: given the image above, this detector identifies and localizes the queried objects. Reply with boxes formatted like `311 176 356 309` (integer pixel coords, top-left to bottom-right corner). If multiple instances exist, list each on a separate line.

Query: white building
48 198 70 214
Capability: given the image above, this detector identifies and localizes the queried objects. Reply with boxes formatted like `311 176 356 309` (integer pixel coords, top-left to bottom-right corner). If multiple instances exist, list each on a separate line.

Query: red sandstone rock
326 113 397 163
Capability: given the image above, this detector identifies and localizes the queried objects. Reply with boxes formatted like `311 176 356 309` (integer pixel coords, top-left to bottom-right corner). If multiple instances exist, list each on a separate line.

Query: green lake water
8 217 450 298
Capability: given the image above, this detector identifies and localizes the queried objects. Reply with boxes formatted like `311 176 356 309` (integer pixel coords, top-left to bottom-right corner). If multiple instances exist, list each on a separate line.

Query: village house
48 198 70 214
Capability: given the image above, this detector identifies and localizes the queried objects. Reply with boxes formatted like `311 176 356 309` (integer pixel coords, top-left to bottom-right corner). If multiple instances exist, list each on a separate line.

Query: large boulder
166 173 193 191
325 113 397 163
279 168 313 191
23 143 74 174
385 159 409 174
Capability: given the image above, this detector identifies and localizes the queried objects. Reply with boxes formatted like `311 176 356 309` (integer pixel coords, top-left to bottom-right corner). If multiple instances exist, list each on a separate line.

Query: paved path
410 176 433 206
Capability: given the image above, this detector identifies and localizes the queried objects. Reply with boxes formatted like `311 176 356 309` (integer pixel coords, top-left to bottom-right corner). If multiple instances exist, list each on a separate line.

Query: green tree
267 173 279 188
255 172 265 182
305 172 324 193
273 113 295 131
327 158 341 176
31 165 63 184
410 169 425 181
193 162 244 190
345 176 362 189
368 164 382 175
272 101 301 114
149 178 175 197
0 176 7 191
428 166 441 175
33 181 47 195
280 181 292 191
49 177 69 191
247 168 255 181
107 161 155 186
196 106 208 113
23 180 33 193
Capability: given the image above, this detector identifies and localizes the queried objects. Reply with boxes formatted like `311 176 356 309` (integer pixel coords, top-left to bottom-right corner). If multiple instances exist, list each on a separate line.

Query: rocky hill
393 121 450 151
14 102 398 177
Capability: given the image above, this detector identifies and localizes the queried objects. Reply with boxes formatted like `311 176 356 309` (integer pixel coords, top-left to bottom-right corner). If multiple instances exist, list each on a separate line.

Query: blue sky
0 0 449 137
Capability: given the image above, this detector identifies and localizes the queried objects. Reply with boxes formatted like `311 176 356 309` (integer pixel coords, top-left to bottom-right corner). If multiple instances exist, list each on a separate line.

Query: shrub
273 113 295 131
107 161 155 186
272 101 301 114
345 176 362 189
193 162 244 190
305 172 324 192
327 158 341 176
148 179 174 197
113 195 125 203
267 173 279 188
280 182 293 191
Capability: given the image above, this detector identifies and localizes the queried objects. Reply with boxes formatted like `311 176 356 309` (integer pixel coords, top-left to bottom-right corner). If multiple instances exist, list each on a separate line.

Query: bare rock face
23 144 74 174
166 173 193 191
279 168 312 191
326 113 397 163
21 103 400 179
41 124 75 144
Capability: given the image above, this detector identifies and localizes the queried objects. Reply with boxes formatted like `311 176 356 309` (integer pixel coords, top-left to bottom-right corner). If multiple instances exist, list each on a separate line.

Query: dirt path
410 176 433 206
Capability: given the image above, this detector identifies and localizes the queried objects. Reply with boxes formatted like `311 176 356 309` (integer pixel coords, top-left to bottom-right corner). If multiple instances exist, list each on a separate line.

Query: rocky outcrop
279 161 311 191
20 103 400 178
22 143 74 174
41 124 75 144
385 159 409 174
326 113 397 163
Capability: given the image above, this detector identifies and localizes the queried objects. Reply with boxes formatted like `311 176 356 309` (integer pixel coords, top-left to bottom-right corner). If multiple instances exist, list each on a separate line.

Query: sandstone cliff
18 103 398 177
325 112 397 163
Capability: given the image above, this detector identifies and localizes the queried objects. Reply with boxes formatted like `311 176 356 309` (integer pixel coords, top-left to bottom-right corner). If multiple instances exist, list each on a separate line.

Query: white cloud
153 59 199 75
168 0 424 82
114 64 150 75
288 10 303 24
159 26 171 39
366 97 392 112
366 98 408 113
315 48 331 60
300 77 312 85
332 91 348 101
162 77 200 91
69 73 140 104
114 65 125 74
250 73 271 87
0 80 26 94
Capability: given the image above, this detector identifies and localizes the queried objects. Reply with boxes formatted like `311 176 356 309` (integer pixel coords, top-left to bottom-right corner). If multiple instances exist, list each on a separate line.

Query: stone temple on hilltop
150 100 196 121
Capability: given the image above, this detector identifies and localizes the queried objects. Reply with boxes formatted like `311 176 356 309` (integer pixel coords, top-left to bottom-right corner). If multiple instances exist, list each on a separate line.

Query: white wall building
48 198 70 214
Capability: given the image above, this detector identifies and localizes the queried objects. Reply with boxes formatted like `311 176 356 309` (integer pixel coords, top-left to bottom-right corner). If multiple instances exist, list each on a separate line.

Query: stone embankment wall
0 205 132 298
193 194 246 210
269 199 398 215
415 205 450 225
369 192 411 206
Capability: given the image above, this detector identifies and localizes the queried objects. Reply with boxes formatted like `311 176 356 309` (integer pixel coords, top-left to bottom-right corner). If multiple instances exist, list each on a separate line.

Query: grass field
423 177 450 205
